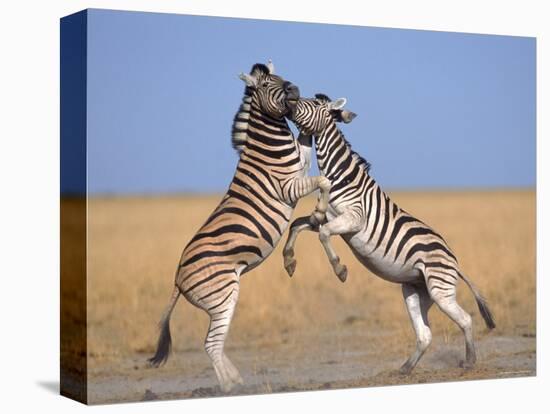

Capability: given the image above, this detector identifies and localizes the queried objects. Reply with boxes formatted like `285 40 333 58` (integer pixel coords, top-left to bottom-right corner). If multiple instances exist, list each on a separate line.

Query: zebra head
239 61 300 118
290 93 357 135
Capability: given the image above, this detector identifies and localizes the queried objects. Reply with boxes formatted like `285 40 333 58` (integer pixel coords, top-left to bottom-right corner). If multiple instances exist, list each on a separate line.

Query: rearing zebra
148 63 332 392
283 94 495 374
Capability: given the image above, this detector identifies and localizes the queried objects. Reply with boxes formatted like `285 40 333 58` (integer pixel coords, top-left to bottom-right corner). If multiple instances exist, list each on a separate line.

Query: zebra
282 94 495 374
148 62 332 392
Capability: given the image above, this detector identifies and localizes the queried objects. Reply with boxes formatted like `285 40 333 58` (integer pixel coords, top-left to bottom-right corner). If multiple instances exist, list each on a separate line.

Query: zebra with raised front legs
283 94 495 374
148 63 332 392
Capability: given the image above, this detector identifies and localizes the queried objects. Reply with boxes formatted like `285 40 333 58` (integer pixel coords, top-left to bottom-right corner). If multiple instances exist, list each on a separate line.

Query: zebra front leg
310 176 331 225
286 176 331 225
318 211 362 282
282 216 318 277
399 283 433 374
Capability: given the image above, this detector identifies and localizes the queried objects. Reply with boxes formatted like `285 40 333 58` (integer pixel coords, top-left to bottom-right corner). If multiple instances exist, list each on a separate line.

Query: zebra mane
340 130 372 174
230 64 273 154
314 93 331 102
231 87 253 154
251 63 270 76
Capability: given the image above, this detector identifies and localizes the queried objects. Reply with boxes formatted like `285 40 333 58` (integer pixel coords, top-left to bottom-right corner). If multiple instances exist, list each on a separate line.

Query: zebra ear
328 98 347 111
239 72 258 87
341 110 357 123
266 59 275 74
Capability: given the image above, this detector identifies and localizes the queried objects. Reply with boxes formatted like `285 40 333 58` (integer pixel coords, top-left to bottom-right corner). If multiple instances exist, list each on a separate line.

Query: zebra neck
314 123 372 181
314 123 349 176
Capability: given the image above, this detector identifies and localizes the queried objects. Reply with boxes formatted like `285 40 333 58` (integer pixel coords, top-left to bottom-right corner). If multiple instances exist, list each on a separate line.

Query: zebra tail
148 286 181 367
458 272 496 330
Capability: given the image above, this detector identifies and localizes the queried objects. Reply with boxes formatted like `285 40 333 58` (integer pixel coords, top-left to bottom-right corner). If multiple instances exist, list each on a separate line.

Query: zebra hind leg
399 283 433 374
203 286 243 392
426 270 476 369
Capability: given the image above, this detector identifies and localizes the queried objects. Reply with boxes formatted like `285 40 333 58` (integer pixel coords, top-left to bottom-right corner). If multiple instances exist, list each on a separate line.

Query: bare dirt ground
88 332 535 404
75 190 535 403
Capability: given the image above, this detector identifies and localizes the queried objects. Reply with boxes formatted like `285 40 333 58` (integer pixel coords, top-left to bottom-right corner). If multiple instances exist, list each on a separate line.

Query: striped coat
284 94 495 374
149 63 331 392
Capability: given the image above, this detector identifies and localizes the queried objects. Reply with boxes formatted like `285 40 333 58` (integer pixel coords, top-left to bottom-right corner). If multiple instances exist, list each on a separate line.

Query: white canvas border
0 0 546 412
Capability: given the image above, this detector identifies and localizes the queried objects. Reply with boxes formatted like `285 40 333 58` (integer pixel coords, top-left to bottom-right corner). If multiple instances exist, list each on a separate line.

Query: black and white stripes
148 65 496 390
149 63 332 392
284 94 495 374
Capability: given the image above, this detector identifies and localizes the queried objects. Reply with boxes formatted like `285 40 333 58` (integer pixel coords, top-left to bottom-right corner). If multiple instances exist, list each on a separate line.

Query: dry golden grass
81 190 535 372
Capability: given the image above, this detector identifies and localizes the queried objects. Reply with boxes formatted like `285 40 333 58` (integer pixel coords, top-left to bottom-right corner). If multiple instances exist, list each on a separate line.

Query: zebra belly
341 231 423 284
240 230 288 276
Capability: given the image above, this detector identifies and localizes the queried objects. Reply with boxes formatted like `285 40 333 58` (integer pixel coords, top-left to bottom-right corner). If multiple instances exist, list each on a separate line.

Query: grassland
65 190 536 402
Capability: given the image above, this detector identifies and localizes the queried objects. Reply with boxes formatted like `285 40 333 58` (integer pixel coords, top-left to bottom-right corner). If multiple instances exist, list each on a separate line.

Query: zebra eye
262 81 269 87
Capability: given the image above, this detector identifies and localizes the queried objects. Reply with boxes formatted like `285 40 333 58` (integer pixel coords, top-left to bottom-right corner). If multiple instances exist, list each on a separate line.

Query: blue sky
81 9 535 194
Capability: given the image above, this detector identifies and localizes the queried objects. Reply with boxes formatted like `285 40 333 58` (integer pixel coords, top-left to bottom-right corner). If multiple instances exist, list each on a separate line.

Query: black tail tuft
459 272 496 330
148 287 180 367
475 294 496 330
148 316 172 367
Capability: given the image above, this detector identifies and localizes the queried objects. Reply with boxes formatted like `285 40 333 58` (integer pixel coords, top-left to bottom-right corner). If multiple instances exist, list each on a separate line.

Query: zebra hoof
398 363 414 375
314 211 325 223
218 373 244 394
459 360 475 370
336 264 347 282
285 258 297 277
310 211 325 226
